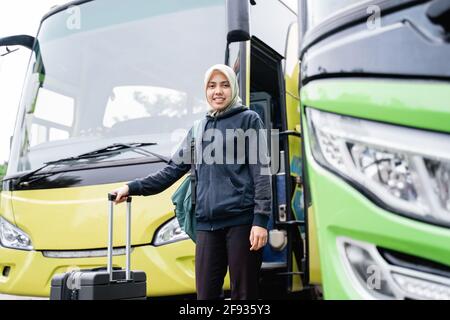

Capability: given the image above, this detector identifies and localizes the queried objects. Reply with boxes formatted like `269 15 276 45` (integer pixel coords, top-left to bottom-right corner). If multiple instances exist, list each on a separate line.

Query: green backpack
171 119 204 243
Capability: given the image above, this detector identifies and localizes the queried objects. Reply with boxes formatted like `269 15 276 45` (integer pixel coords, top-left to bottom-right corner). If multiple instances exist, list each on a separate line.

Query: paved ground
0 293 48 300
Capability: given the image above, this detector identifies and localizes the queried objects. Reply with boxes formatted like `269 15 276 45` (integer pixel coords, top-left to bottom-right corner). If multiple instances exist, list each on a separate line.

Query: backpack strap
190 119 205 207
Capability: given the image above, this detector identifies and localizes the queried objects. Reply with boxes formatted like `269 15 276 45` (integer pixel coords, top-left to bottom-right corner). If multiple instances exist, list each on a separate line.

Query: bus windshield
8 0 226 175
306 0 367 30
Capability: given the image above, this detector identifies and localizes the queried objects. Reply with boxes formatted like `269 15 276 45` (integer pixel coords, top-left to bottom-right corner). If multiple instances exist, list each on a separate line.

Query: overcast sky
0 0 297 164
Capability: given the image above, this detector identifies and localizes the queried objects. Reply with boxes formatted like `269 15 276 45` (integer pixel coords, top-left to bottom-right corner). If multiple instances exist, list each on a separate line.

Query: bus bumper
0 240 203 298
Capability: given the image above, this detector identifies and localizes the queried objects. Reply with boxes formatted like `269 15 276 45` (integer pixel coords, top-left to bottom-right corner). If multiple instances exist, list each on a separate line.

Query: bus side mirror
0 35 35 52
225 0 251 65
226 0 251 43
0 35 44 114
0 34 45 88
0 35 34 59
0 35 43 68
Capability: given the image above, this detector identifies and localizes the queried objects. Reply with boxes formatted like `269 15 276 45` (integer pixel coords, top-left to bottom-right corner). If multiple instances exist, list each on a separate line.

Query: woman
111 64 272 300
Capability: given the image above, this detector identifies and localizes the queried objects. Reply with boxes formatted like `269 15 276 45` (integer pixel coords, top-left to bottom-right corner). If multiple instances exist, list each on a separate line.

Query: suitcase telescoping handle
107 193 132 282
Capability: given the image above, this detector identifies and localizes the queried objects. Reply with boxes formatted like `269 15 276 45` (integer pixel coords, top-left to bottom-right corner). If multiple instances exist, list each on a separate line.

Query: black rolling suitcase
50 194 147 300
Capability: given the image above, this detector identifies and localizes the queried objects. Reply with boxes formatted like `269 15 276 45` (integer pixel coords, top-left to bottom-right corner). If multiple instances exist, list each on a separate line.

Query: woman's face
206 70 232 111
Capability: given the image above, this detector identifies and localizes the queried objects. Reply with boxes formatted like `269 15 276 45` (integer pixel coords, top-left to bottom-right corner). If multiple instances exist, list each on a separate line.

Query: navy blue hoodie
127 105 272 230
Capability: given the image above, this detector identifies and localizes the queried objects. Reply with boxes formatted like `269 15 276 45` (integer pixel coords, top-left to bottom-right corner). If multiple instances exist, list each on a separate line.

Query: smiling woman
206 71 232 110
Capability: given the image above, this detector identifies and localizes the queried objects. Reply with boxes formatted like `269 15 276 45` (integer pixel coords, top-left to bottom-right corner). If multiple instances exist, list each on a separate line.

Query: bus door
250 38 305 295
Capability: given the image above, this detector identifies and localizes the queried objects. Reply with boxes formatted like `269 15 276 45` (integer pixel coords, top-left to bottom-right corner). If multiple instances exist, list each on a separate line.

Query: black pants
195 224 263 300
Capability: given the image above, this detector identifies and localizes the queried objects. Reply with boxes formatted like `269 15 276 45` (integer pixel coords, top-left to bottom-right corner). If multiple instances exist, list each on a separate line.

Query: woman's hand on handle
110 185 130 205
249 226 268 251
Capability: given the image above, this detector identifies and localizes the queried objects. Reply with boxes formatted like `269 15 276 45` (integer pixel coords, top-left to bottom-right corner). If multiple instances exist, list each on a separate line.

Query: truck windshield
8 0 226 175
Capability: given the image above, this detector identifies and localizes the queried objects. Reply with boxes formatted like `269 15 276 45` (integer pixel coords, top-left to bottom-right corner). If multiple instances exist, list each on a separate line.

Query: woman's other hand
249 226 268 251
110 185 130 205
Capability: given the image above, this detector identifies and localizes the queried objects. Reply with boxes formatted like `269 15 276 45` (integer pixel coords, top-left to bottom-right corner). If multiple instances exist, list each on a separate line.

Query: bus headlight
306 108 450 226
338 237 450 300
153 217 189 246
0 216 33 251
338 238 396 299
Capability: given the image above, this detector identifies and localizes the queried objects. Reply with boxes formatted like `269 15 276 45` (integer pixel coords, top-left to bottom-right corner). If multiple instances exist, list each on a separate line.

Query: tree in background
0 161 7 190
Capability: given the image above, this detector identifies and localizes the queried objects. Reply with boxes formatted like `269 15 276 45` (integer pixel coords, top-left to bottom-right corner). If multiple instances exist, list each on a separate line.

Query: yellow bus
0 0 320 298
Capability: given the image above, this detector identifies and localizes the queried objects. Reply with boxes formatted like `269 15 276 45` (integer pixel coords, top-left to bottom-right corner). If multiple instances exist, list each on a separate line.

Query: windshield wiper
105 142 169 163
16 142 168 187
57 142 166 162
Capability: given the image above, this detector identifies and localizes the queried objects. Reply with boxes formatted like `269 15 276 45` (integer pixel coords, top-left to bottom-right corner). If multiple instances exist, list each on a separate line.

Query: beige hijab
204 64 244 117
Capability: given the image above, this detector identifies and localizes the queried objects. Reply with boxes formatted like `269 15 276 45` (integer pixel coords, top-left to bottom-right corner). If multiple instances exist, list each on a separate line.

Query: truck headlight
153 217 189 246
306 108 450 226
0 216 33 250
